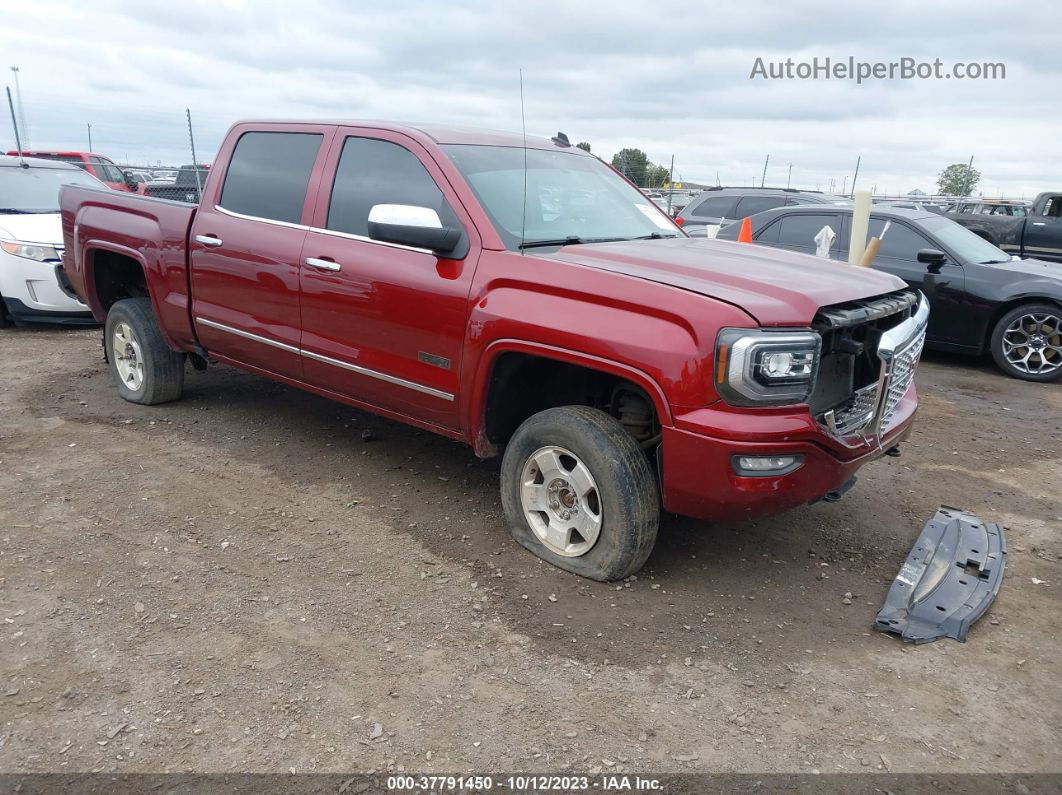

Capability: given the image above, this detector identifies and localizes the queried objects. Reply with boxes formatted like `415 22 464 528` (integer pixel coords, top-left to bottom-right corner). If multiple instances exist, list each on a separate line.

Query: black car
677 187 849 236
716 204 1062 382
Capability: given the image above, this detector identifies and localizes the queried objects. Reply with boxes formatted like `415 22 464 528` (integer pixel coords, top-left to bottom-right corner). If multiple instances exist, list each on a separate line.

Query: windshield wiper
628 232 679 240
519 236 585 249
0 208 39 214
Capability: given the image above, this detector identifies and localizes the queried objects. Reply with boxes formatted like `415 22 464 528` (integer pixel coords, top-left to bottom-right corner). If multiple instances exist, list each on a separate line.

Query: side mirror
367 204 462 255
123 172 139 190
917 248 948 273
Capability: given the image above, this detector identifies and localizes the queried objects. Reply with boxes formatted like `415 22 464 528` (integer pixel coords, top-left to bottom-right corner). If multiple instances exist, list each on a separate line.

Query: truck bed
59 185 199 350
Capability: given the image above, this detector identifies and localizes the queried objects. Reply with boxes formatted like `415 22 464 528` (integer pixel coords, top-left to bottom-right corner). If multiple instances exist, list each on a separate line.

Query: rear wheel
990 303 1062 382
500 406 659 581
105 298 185 404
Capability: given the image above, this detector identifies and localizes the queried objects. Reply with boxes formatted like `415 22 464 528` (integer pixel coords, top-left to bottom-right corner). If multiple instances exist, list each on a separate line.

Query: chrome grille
881 328 925 432
828 383 879 436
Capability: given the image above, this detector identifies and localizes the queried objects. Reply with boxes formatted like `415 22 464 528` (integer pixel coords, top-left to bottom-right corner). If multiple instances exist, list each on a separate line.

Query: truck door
1022 195 1062 262
298 128 480 430
189 125 333 379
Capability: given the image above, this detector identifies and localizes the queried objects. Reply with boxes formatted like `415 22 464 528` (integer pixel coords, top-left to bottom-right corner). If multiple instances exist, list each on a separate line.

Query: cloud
1 0 1058 196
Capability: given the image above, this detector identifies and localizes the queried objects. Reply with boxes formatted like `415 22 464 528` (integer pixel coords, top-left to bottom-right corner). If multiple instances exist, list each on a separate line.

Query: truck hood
542 237 907 325
0 212 62 245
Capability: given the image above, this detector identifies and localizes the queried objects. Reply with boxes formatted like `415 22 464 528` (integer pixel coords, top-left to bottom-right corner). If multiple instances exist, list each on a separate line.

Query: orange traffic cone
737 216 753 243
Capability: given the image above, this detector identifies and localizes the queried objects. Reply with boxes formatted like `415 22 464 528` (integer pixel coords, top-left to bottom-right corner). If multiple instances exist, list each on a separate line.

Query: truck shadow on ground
28 354 1023 667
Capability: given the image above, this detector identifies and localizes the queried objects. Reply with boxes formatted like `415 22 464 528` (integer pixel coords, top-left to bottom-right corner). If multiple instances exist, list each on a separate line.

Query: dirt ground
1 325 1060 777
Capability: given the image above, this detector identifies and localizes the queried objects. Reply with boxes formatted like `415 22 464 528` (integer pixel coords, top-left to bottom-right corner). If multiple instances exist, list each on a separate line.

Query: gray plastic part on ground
875 506 1006 644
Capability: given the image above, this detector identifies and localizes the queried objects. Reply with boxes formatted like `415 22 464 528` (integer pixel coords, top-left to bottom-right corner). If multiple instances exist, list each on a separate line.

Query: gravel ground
1 326 1060 776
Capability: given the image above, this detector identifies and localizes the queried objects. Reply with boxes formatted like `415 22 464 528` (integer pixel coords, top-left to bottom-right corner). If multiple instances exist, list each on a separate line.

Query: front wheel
105 297 186 404
989 303 1062 382
500 406 659 581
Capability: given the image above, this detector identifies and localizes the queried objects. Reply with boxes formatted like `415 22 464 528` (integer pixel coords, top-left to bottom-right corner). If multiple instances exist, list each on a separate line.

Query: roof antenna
519 68 528 256
6 86 27 168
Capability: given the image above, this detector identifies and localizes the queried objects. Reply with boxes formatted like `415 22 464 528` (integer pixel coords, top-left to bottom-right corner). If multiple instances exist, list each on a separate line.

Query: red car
6 150 136 192
58 120 927 581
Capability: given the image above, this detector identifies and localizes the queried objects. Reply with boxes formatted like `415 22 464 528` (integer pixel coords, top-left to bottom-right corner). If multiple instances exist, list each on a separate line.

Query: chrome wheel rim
520 445 602 557
1002 312 1062 375
112 321 145 391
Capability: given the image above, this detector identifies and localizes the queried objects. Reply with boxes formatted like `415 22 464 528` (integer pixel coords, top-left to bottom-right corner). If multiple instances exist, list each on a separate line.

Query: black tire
105 298 185 404
500 405 659 581
989 303 1062 382
0 293 12 328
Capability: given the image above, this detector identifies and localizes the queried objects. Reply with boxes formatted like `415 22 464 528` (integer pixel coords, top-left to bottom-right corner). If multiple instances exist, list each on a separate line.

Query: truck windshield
922 216 1012 264
443 145 679 250
0 165 105 214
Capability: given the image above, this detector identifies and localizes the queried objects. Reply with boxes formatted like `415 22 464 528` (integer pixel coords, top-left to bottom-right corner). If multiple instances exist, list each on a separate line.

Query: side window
689 195 738 219
735 195 786 216
326 137 459 237
756 218 781 244
219 132 323 223
1042 197 1062 218
867 220 933 260
777 213 840 250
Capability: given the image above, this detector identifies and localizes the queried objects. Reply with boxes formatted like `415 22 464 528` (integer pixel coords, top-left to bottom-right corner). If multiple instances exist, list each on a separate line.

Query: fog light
732 455 804 477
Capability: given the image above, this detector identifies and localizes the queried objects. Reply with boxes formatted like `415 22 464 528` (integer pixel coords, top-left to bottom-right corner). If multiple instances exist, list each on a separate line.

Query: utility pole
760 154 769 188
86 123 92 151
186 108 201 194
963 155 975 196
9 66 28 148
666 154 675 215
786 163 792 189
842 175 848 195
850 155 861 197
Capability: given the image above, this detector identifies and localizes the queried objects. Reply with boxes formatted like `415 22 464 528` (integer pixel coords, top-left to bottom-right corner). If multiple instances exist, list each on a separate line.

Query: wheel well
983 297 1062 353
483 353 661 452
91 249 148 312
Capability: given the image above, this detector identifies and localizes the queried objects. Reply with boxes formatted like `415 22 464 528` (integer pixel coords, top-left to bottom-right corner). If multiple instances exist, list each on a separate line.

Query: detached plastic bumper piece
875 506 1006 644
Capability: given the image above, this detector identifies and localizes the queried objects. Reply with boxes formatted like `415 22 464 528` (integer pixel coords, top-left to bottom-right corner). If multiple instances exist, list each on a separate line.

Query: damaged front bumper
875 506 1006 644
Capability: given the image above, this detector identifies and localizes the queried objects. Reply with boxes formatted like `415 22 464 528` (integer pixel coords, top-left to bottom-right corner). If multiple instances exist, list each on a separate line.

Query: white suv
0 156 104 326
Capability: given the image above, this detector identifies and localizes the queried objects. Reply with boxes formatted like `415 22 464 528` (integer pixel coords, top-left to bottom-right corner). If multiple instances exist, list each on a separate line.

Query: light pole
9 66 28 149
87 123 92 151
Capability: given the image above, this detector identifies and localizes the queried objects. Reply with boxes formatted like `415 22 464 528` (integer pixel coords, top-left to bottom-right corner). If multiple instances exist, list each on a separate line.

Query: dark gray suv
677 188 849 236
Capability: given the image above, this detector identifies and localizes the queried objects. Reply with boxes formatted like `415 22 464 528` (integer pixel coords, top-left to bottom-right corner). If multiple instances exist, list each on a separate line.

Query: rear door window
219 132 323 224
735 195 786 216
326 136 459 237
776 213 841 255
868 219 933 260
688 195 738 220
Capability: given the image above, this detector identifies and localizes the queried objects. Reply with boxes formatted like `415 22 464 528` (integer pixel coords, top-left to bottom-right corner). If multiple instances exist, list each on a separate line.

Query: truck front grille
811 290 928 447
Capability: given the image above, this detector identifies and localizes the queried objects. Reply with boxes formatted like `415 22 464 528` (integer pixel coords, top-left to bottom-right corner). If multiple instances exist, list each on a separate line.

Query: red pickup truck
59 120 928 581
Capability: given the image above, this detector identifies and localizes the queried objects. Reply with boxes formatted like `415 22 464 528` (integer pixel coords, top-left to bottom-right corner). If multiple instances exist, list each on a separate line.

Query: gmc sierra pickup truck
948 191 1062 263
59 120 928 581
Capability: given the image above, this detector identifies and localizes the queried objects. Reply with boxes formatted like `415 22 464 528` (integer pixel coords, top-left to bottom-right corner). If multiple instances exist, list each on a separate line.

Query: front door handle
305 257 341 272
1032 222 1046 226
195 234 223 247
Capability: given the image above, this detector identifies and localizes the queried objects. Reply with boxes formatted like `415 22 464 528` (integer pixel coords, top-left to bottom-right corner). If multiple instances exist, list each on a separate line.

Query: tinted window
328 137 458 237
735 195 786 216
689 195 738 219
866 219 933 259
777 214 840 249
220 132 322 223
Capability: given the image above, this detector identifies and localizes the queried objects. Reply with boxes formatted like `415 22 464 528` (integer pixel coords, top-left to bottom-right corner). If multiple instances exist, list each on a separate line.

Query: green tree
575 141 591 153
612 148 649 186
937 162 981 196
646 163 670 189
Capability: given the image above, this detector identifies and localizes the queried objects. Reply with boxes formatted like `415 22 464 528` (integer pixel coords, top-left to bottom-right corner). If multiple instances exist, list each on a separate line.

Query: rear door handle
305 257 341 272
1032 222 1046 226
195 234 223 247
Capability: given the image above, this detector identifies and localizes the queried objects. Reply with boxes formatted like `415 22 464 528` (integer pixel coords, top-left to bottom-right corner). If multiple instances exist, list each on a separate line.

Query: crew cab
59 120 927 581
948 191 1062 263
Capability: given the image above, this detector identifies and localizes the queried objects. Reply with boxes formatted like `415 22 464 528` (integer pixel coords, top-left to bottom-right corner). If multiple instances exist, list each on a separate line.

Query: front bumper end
660 388 916 521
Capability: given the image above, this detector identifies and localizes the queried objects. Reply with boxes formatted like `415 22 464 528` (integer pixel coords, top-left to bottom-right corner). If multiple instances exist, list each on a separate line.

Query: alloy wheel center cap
1030 334 1046 350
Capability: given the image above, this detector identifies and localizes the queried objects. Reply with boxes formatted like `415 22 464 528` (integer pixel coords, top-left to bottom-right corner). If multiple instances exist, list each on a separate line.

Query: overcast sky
3 0 1059 197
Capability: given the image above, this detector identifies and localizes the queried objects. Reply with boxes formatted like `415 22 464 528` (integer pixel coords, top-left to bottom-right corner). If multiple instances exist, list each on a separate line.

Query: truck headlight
715 329 821 406
0 241 61 262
